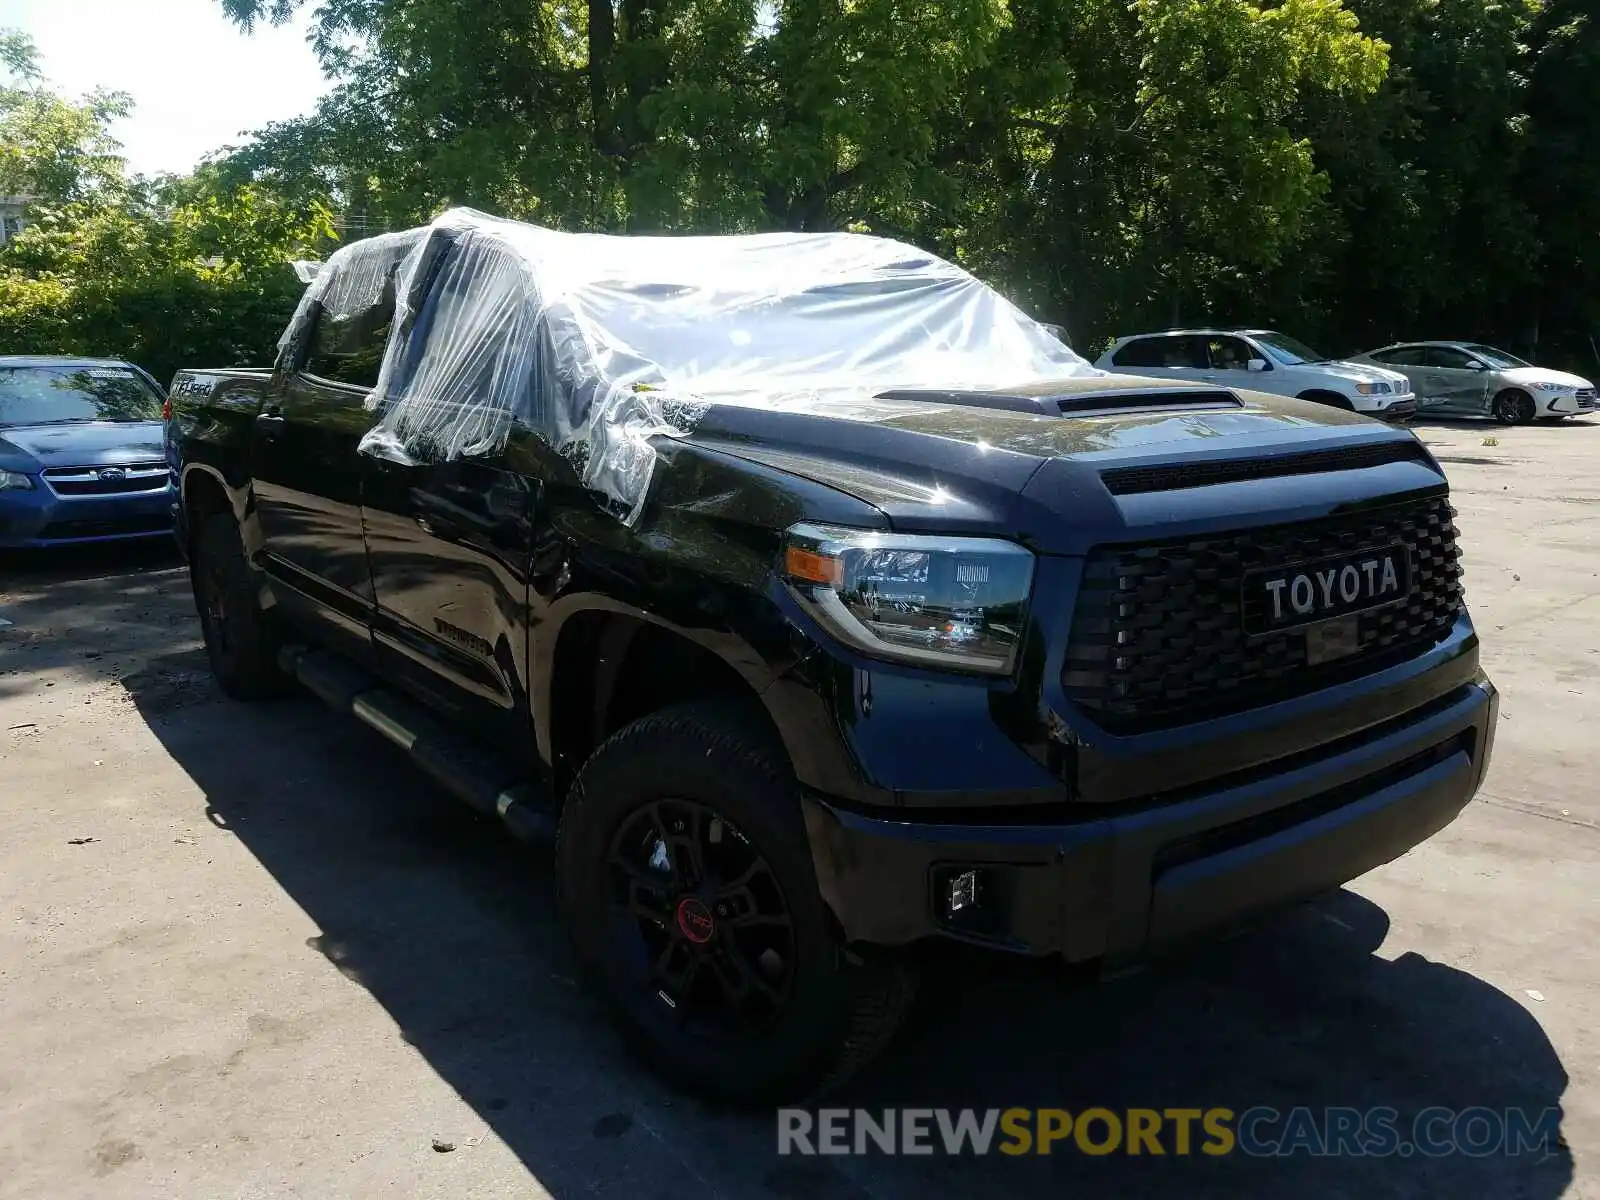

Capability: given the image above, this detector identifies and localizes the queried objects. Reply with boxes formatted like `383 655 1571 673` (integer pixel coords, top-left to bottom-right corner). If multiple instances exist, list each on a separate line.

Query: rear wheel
1493 389 1536 425
557 702 915 1103
193 513 287 700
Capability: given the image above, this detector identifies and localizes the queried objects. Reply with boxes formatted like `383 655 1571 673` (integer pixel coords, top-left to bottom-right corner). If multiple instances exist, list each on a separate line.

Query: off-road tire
193 513 287 700
557 701 916 1104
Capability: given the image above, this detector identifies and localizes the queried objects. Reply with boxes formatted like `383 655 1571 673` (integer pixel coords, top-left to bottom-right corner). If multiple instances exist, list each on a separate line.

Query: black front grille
1101 442 1424 495
1062 495 1464 730
1576 389 1595 411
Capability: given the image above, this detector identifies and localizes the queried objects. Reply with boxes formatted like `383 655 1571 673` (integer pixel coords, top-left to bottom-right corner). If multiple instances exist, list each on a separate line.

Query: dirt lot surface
1 417 1596 1199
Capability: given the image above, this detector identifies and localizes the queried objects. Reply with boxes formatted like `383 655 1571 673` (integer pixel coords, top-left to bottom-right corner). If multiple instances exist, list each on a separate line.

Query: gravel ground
0 416 1595 1199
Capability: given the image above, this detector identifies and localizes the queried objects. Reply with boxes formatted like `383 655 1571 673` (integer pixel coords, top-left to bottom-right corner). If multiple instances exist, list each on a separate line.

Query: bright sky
0 0 330 177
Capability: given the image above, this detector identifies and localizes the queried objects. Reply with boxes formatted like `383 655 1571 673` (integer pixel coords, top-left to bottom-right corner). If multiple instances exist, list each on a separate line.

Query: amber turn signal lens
784 546 841 586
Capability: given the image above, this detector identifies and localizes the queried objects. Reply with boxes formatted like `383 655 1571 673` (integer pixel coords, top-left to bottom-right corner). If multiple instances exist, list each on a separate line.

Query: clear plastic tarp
277 227 426 366
297 208 1097 522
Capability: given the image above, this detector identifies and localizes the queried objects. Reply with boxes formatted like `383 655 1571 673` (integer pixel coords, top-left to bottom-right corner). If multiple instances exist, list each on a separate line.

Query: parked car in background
1094 329 1417 422
0 356 173 548
1347 341 1597 424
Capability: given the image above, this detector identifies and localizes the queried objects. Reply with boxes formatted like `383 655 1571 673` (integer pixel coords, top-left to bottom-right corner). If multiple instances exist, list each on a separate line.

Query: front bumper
803 675 1496 963
0 482 177 548
1350 396 1417 422
1542 391 1597 417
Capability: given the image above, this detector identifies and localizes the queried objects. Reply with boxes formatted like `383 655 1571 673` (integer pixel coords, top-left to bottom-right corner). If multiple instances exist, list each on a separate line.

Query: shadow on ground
0 542 189 701
1408 414 1599 430
107 637 1575 1199
0 539 181 583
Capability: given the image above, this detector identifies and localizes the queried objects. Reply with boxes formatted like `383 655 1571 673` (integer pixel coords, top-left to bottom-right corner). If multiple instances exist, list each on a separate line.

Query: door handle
255 411 286 438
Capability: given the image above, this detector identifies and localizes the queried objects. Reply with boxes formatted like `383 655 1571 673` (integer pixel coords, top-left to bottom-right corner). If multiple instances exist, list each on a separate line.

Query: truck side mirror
1246 358 1268 372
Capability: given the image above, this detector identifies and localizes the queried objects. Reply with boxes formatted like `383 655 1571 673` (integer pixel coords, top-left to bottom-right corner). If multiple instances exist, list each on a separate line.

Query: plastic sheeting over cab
280 208 1098 523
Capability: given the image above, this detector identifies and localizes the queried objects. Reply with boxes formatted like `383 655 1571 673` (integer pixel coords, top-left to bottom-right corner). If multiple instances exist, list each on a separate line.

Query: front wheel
1493 389 1537 425
193 513 287 700
557 702 915 1104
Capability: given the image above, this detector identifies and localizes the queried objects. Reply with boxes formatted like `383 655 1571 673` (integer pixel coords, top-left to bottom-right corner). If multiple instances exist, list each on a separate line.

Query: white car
1094 328 1417 422
1346 341 1597 424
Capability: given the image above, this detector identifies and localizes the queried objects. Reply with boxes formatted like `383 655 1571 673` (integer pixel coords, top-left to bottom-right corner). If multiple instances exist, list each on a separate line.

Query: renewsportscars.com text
776 1106 1563 1158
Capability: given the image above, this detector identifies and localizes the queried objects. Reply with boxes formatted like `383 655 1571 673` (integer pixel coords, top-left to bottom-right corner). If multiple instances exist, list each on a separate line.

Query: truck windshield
1251 332 1327 366
0 365 164 428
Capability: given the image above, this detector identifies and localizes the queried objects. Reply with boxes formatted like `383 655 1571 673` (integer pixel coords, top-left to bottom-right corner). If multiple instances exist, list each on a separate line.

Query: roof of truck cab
308 207 1103 521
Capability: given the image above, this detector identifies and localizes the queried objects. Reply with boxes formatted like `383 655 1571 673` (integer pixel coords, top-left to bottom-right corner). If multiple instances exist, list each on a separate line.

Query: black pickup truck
167 210 1497 1102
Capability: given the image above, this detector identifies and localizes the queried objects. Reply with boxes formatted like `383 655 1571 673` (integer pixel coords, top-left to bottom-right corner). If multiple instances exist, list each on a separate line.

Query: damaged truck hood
681 374 1446 555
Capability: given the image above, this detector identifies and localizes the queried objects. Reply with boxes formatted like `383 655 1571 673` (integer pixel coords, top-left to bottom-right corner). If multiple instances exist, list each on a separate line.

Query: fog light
947 868 981 916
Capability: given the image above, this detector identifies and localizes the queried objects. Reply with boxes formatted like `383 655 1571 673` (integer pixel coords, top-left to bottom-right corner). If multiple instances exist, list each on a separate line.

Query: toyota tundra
167 210 1497 1103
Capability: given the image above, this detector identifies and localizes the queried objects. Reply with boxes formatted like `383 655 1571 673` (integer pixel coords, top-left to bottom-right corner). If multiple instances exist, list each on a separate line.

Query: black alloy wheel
606 798 796 1036
557 702 916 1103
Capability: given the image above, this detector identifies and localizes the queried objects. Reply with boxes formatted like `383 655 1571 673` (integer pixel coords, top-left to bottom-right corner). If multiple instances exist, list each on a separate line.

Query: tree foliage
0 30 131 204
0 31 335 383
4 1 1597 375
206 0 1596 368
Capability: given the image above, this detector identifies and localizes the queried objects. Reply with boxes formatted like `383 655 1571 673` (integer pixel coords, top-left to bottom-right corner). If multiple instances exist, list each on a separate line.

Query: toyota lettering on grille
1242 545 1412 634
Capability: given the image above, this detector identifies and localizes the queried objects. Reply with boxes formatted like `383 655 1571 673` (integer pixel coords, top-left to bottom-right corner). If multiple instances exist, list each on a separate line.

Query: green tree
1257 0 1540 356
0 28 131 204
1521 0 1600 365
0 28 335 381
212 0 1015 232
27 0 1598 374
210 0 1399 349
912 0 1387 342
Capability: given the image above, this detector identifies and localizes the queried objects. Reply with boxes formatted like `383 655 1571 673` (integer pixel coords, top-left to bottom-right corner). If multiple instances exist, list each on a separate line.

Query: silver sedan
1348 341 1596 424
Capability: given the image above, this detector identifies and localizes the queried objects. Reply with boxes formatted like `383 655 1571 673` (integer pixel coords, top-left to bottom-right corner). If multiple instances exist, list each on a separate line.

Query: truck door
361 430 549 749
356 234 553 751
248 289 391 661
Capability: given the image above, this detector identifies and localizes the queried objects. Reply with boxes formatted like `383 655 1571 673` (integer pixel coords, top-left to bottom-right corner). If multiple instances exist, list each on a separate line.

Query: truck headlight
0 469 35 491
782 523 1035 675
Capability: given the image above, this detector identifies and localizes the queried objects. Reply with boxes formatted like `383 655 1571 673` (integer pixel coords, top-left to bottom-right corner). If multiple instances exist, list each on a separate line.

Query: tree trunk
587 0 614 152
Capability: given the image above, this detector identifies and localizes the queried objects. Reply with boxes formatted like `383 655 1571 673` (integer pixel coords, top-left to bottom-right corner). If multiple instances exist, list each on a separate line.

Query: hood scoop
876 384 1243 417
1100 440 1428 495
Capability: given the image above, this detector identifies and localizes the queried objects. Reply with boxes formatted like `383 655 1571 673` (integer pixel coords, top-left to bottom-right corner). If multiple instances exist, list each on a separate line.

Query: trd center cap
675 896 716 944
